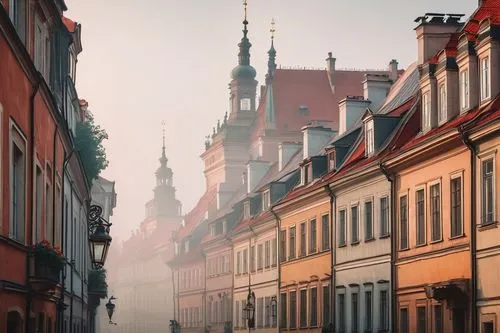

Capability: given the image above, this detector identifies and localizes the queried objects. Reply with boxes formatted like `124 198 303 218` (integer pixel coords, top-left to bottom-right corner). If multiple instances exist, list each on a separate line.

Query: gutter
379 162 395 333
458 125 477 332
26 73 42 333
324 185 335 330
270 208 281 333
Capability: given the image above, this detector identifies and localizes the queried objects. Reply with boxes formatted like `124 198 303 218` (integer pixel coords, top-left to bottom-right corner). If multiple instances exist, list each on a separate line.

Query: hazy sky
65 0 476 242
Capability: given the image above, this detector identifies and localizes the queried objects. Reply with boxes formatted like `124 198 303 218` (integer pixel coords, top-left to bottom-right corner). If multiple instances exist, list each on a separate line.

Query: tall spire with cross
231 0 256 80
156 121 172 187
266 18 277 83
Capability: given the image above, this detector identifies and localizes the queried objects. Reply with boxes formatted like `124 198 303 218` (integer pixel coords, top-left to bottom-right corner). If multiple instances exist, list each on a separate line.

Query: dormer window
460 70 469 111
181 218 186 227
9 0 27 44
263 190 270 210
243 201 250 219
174 242 179 255
298 105 310 116
480 57 490 102
438 83 447 123
422 92 431 130
365 120 374 156
34 14 50 81
210 224 216 237
240 98 251 111
328 151 336 171
185 240 190 253
302 163 311 185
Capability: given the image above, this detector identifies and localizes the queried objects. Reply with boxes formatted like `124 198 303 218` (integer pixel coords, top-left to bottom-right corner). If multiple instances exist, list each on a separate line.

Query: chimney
389 59 399 82
414 13 463 65
326 52 336 91
246 160 272 193
338 96 371 135
278 142 302 171
363 74 393 111
302 126 335 160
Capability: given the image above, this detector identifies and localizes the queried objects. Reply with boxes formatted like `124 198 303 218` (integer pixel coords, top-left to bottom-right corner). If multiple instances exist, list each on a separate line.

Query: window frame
310 287 318 327
479 153 496 225
480 56 490 102
399 194 409 250
438 82 447 124
350 204 359 245
338 208 347 247
299 288 307 328
364 200 374 241
422 92 431 131
309 218 317 253
429 180 443 242
399 307 409 333
240 97 251 111
289 226 296 260
300 222 307 257
415 187 426 246
365 119 375 156
460 69 469 111
321 214 330 251
380 195 390 237
450 172 464 238
262 190 271 211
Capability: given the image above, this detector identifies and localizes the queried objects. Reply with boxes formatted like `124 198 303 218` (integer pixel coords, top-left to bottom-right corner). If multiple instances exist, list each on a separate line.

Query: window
9 0 27 43
400 308 409 333
483 322 494 333
351 292 359 333
338 294 345 333
400 195 408 249
54 185 61 246
34 166 43 243
451 177 463 237
300 290 307 327
241 300 246 328
423 92 431 129
300 222 307 257
303 164 310 185
434 305 443 333
250 245 255 272
280 293 287 328
34 15 50 80
240 98 251 111
328 151 336 171
243 249 248 273
351 205 359 244
310 288 317 326
366 120 374 155
264 297 271 327
289 227 296 259
321 215 330 251
310 219 317 253
480 57 490 101
339 209 346 246
380 196 390 236
365 290 372 332
438 84 447 122
257 244 263 269
263 190 270 210
416 189 426 246
45 182 53 244
257 298 263 328
431 183 441 241
323 286 330 326
290 291 297 329
379 290 389 331
265 240 270 268
460 70 469 110
236 251 241 274
244 201 250 219
280 230 286 262
365 201 373 240
272 238 277 266
482 159 494 224
417 306 426 333
10 130 26 243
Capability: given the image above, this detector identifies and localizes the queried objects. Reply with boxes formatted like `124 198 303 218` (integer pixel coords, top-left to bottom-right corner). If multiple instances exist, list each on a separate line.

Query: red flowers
33 240 65 270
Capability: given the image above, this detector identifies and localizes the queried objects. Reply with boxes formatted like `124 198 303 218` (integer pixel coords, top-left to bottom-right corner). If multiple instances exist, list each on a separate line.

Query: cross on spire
270 18 276 41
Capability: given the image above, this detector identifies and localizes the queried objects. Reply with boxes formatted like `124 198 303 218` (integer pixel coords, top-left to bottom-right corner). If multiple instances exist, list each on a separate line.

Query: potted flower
32 240 65 282
88 268 108 298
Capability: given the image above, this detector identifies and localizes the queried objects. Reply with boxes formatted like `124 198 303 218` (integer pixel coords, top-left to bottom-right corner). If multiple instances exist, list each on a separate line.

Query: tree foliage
75 112 109 183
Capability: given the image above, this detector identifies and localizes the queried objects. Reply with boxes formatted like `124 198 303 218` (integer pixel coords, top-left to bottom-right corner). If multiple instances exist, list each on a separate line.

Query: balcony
29 241 64 292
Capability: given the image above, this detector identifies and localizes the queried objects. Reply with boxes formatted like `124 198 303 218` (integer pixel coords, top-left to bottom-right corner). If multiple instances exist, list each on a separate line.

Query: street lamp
87 205 112 269
243 291 255 329
105 296 117 324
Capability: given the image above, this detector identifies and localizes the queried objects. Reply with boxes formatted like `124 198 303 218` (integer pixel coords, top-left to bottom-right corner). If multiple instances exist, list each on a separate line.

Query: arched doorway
7 311 24 333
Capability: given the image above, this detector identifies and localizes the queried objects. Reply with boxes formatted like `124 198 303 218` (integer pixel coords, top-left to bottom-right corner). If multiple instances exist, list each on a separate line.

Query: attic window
210 224 216 237
365 120 374 156
243 201 251 219
263 190 271 210
174 242 179 255
181 219 186 227
328 151 336 171
298 105 310 116
302 163 312 185
422 92 431 131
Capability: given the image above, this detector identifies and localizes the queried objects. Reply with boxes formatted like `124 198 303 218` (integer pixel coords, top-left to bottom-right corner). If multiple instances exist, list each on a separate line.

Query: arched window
7 310 24 333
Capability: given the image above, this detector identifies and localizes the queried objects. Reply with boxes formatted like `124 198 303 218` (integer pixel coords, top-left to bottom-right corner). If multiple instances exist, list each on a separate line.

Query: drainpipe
70 181 75 333
458 125 477 332
171 268 176 322
26 73 42 333
203 251 207 332
379 162 395 333
324 185 335 330
270 208 280 333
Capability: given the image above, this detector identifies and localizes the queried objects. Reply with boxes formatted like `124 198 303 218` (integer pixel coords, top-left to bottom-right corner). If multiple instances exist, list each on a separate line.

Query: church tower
229 0 258 122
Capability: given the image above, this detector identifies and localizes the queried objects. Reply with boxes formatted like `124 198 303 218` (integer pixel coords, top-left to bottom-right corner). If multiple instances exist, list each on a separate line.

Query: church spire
266 18 277 84
156 122 172 187
231 0 256 80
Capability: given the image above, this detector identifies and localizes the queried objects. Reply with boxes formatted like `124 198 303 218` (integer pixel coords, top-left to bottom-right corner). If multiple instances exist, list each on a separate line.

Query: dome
231 64 257 80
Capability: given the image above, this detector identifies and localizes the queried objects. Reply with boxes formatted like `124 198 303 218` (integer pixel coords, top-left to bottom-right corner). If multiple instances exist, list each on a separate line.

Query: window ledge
351 241 360 246
338 243 347 248
416 242 427 248
449 233 466 240
379 233 390 239
478 221 498 232
430 238 444 244
399 247 410 252
364 237 376 243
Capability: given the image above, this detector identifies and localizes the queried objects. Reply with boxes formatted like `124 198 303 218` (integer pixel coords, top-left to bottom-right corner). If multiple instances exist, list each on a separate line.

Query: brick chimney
414 13 463 65
338 96 371 135
302 126 335 160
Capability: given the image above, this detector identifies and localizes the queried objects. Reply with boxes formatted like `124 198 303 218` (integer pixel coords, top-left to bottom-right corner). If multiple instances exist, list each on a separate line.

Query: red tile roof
175 187 217 240
231 210 274 235
167 246 204 267
463 0 500 35
252 68 391 141
62 16 76 33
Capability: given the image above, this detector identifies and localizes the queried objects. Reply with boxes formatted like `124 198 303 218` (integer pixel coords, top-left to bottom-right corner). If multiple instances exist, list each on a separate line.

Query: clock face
240 98 251 111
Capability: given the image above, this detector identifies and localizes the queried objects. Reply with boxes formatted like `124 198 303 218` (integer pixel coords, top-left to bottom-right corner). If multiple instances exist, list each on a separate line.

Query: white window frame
9 120 28 244
438 83 447 124
480 56 490 102
460 69 469 111
450 171 464 238
365 120 374 156
422 92 431 130
415 186 426 247
479 150 496 225
429 179 443 243
263 190 271 210
379 195 391 237
350 203 360 244
240 98 251 111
